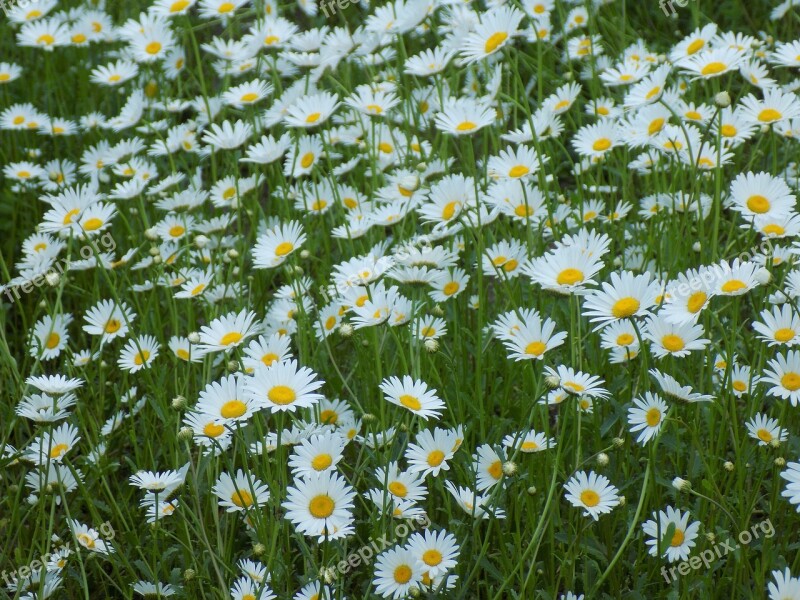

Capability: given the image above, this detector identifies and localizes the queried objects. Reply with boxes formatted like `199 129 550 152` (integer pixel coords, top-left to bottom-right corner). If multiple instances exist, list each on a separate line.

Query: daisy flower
729 171 795 220
582 271 661 328
379 375 445 420
730 364 758 397
627 392 669 445
753 304 800 346
29 314 72 360
245 359 325 413
500 315 567 360
223 78 273 108
444 482 506 519
545 365 610 399
649 369 714 403
283 91 340 128
502 430 555 453
202 119 253 150
25 423 80 464
434 97 495 136
195 309 259 354
472 444 506 491
288 432 346 478
283 471 356 538
213 470 270 512
195 374 253 425
761 350 800 406
642 506 700 562
69 520 113 555
373 546 422 599
768 568 800 600
740 87 800 125
563 470 620 521
745 413 788 446
643 315 710 359
458 5 524 64
524 245 604 295
82 299 136 343
252 221 306 269
405 427 457 477
406 529 460 578
118 335 160 373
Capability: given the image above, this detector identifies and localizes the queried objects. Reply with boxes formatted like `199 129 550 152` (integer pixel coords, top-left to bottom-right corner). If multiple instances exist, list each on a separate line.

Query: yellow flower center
521 441 539 451
661 334 685 352
758 108 782 122
218 2 235 13
37 34 55 46
670 529 685 546
645 86 661 100
83 217 103 231
309 494 334 518
484 31 508 54
300 152 315 168
721 279 746 293
45 332 60 349
686 291 707 313
427 450 445 466
170 0 190 12
686 39 705 54
617 333 635 346
105 319 121 334
592 138 612 151
757 428 773 443
443 282 460 296
77 533 95 549
648 118 665 135
203 422 225 437
720 124 737 137
580 489 600 507
394 565 412 584
274 241 294 256
312 453 333 471
487 460 502 479
305 112 321 123
220 331 242 346
700 61 726 75
775 328 795 342
72 33 87 44
525 341 547 356
231 489 253 508
746 195 770 213
264 35 279 45
388 481 408 497
556 268 584 286
611 297 640 318
509 165 529 178
177 348 190 360
422 549 442 566
253 383 291 407
49 443 69 459
169 225 185 237
221 400 247 419
645 407 662 427
134 350 151 366
145 41 162 55
781 372 800 391
399 394 422 411
763 224 785 236
456 121 477 132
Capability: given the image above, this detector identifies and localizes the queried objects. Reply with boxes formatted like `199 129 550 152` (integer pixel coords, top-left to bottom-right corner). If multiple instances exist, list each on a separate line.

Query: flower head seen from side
379 375 445 420
212 469 270 512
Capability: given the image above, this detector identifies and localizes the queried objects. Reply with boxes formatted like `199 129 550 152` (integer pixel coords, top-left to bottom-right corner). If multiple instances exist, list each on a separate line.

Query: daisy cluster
3 0 800 598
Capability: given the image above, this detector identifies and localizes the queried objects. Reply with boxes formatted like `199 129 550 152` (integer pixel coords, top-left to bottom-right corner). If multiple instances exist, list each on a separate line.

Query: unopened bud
596 452 609 467
755 267 771 285
253 543 266 556
723 461 734 471
672 477 691 492
423 338 439 353
714 91 731 108
194 235 209 248
775 457 786 467
188 332 201 343
171 396 187 410
178 426 194 441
